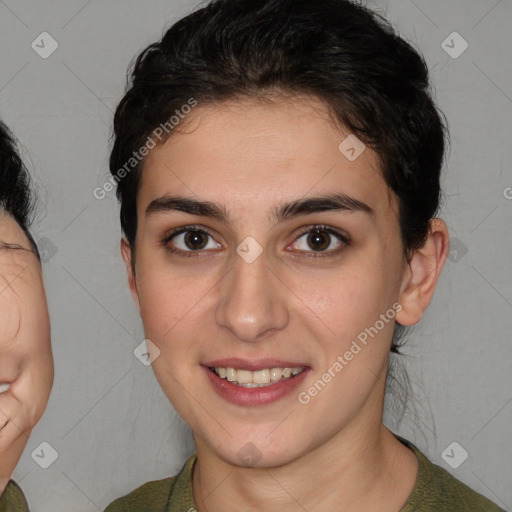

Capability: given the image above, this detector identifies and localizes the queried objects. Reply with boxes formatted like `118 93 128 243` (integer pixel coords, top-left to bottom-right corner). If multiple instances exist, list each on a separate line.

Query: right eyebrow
145 196 229 222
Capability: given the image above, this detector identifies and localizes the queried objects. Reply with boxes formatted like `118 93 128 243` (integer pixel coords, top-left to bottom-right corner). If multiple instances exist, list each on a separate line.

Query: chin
209 434 304 469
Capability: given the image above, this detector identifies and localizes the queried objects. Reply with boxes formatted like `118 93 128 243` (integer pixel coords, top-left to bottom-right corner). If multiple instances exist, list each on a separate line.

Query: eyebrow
145 192 374 224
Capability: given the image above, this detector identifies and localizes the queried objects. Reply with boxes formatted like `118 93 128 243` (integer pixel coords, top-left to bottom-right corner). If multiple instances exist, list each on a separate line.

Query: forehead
137 95 395 218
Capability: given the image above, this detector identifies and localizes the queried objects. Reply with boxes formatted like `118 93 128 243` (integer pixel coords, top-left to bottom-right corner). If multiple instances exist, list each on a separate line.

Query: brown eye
166 228 221 253
306 229 331 251
291 226 348 256
184 231 209 250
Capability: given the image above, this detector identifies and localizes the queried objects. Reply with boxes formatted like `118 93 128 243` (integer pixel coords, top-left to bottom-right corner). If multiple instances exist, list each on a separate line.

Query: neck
192 391 418 512
0 478 8 498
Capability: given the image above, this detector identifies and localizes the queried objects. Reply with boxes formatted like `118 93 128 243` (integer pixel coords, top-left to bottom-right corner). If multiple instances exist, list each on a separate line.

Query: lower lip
203 366 310 406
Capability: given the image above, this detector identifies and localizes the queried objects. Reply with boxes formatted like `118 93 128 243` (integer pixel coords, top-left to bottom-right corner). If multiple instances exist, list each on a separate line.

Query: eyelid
0 242 28 251
163 224 218 242
294 224 349 241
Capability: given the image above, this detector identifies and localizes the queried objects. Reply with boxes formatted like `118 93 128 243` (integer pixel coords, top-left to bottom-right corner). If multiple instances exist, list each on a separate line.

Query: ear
395 218 449 326
120 238 140 313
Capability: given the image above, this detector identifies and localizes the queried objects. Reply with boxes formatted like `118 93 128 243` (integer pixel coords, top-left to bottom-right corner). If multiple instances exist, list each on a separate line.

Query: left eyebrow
145 192 374 224
273 193 374 223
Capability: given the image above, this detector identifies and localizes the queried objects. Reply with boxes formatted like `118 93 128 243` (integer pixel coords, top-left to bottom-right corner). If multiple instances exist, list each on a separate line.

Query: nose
215 251 289 342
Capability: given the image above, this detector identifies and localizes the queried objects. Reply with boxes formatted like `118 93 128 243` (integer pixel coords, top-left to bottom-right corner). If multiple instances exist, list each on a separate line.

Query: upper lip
203 358 309 371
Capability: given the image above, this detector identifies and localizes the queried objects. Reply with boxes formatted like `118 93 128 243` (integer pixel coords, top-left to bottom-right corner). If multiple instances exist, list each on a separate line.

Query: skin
121 95 449 512
0 211 53 495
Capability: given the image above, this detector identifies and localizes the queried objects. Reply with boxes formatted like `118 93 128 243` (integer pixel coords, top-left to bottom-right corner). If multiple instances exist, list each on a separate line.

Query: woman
0 121 54 511
104 0 504 510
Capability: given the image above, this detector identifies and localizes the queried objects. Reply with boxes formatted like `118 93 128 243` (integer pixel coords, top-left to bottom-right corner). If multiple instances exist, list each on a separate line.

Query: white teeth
0 383 11 394
213 366 304 387
236 370 253 384
270 368 283 381
253 369 270 384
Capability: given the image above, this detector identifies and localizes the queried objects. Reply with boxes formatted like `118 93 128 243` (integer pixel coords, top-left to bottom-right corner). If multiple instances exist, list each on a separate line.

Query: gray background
0 0 510 510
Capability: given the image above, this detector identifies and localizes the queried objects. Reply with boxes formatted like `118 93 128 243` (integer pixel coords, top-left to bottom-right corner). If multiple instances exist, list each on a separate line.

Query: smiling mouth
0 382 11 394
209 366 305 388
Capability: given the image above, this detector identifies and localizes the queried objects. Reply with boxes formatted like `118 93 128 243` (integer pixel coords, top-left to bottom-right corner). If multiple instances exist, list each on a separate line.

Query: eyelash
161 224 350 259
291 225 349 258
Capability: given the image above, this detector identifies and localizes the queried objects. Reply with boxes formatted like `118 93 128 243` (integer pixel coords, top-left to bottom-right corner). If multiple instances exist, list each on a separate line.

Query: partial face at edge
121 95 447 467
0 211 53 486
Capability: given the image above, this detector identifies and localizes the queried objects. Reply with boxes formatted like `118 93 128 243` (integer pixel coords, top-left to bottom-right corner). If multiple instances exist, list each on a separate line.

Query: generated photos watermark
298 302 402 405
93 98 198 200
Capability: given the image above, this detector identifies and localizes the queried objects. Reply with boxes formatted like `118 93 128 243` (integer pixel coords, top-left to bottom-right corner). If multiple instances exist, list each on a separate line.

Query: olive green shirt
104 437 506 511
0 481 29 512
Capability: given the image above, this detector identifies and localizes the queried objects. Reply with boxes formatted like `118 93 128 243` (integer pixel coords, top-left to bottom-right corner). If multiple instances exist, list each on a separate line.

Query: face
0 211 53 486
122 95 442 467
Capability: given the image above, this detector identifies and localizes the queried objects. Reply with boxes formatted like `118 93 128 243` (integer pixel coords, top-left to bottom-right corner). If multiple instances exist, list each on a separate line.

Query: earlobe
120 238 140 313
396 219 449 326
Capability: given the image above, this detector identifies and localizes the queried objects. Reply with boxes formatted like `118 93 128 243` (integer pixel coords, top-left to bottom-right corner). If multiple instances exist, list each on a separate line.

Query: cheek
18 297 52 383
137 268 208 345
0 302 21 345
291 264 390 339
